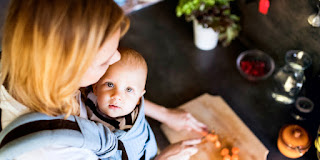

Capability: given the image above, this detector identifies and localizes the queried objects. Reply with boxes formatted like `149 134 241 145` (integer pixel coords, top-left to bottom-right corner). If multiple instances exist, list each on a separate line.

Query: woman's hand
155 139 201 160
163 108 208 132
144 100 208 133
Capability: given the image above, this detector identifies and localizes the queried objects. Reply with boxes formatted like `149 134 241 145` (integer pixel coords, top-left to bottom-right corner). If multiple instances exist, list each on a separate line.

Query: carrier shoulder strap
0 112 128 160
0 108 2 132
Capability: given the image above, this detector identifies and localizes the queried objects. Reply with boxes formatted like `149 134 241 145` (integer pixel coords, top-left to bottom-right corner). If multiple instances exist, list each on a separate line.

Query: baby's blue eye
106 82 114 88
126 88 133 92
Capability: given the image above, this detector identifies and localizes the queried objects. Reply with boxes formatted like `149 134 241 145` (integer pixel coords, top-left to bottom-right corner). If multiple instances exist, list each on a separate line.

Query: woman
0 0 205 159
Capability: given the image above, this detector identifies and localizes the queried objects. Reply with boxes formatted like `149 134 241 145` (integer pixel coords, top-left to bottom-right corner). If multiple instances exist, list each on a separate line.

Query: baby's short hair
118 48 148 74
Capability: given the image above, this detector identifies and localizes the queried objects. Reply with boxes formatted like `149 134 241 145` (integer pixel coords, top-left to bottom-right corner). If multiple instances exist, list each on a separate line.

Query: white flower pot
193 20 219 51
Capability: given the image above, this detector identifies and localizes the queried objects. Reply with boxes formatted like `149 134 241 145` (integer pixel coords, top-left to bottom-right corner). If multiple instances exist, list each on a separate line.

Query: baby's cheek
127 104 137 113
98 92 109 101
97 97 107 107
101 108 111 116
99 103 110 115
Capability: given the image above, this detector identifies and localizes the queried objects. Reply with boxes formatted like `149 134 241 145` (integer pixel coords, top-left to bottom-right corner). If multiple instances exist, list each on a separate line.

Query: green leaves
219 23 240 46
176 0 240 46
176 0 216 17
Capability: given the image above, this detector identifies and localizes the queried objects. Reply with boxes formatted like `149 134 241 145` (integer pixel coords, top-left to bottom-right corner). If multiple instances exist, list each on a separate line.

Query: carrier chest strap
0 118 128 159
0 119 79 148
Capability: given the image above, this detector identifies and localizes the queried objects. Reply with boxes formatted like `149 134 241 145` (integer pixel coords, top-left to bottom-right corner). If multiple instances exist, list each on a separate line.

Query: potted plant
176 0 241 50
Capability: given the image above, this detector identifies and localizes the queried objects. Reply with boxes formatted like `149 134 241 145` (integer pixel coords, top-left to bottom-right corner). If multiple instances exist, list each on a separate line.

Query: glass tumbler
272 50 312 104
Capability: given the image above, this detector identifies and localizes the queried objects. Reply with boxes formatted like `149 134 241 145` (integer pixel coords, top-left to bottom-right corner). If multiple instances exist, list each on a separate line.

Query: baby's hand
164 108 208 133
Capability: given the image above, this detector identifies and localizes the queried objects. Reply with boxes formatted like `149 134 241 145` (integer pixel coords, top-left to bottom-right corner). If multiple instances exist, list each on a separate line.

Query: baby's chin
100 105 135 118
104 111 128 118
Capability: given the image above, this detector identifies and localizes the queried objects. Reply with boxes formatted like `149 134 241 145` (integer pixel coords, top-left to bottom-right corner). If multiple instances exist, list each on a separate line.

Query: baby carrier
0 97 157 160
0 112 124 159
84 96 158 160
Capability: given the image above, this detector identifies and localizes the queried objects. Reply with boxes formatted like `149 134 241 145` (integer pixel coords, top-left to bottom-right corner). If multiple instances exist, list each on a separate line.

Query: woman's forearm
144 99 169 124
144 99 208 132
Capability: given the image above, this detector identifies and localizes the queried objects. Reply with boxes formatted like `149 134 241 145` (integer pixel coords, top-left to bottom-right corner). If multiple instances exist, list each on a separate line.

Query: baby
84 48 157 160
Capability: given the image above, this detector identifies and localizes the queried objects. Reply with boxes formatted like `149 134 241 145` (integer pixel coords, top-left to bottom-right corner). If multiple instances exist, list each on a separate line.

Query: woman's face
79 29 121 87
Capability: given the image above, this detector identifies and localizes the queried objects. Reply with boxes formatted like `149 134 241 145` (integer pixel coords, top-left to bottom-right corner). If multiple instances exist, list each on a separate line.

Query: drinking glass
272 50 312 104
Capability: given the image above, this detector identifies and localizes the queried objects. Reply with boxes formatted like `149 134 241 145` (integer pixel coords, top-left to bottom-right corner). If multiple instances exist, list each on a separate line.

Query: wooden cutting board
160 93 269 160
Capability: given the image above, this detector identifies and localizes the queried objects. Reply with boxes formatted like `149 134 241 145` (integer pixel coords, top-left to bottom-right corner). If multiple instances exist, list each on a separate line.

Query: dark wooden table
120 0 320 159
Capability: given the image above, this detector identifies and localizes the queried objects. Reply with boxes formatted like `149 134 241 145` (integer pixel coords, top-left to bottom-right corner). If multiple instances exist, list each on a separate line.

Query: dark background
1 0 320 159
118 0 320 159
237 0 320 76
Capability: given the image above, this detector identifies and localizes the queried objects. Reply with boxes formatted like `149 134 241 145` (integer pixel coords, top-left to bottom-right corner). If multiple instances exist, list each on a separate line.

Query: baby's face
94 63 146 118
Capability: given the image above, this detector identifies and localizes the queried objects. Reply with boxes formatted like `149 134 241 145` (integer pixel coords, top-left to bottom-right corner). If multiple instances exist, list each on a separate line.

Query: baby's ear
141 90 146 97
137 90 146 106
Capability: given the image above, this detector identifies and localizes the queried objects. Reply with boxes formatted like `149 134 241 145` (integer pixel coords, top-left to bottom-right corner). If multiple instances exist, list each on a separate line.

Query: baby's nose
111 91 122 101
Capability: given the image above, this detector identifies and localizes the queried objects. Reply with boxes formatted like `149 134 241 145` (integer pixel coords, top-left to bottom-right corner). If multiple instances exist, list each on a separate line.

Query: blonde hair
0 0 129 117
117 48 148 75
